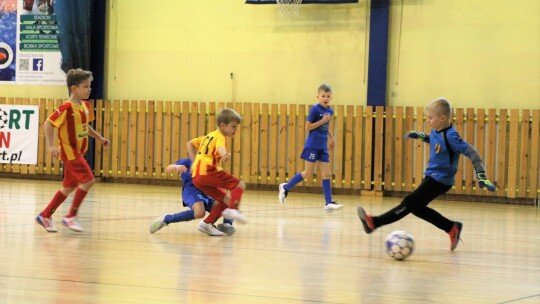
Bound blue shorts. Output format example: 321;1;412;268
300;148;330;163
182;185;215;213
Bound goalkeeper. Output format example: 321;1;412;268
357;98;495;251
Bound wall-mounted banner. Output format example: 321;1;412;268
0;0;65;85
0;105;40;165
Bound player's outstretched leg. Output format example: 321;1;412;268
149;214;168;233
357;206;375;234
149;209;198;233
449;221;463;251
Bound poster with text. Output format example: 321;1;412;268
0;0;65;85
0;105;40;165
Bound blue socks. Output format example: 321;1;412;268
164;210;234;225
285;174;333;205
285;173;304;191
322;179;332;205
164;209;195;224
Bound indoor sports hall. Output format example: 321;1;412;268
1;1;539;303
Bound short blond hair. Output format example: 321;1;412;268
318;83;332;94
425;98;452;118
217;108;242;126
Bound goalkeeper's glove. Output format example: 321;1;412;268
477;172;496;192
405;131;428;141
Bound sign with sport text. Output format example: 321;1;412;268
0;105;40;164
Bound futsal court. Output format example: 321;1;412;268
1;178;539;303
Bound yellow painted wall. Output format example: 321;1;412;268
1;84;66;100
105;0;369;106
2;0;538;110
387;0;540;109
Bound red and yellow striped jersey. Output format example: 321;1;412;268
190;129;226;176
48;100;94;161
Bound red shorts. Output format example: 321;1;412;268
62;156;94;188
192;170;240;202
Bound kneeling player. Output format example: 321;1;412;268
149;158;235;236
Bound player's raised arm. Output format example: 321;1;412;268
404;131;430;143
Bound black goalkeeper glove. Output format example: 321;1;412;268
405;131;428;141
477;172;496;192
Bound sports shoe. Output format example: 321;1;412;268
357;206;375;234
449;221;463;251
216;223;236;236
278;183;288;205
62;216;83;232
197;221;225;236
324;201;344;213
149;214;168;233
35;213;57;232
222;208;248;224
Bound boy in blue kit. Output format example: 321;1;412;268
357;98;496;251
278;83;343;212
149;158;235;236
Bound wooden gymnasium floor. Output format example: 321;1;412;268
0;178;539;304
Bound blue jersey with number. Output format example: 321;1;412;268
304;104;333;149
425;125;471;185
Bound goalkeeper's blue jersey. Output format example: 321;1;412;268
425;125;471;185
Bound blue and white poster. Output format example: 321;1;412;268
0;0;64;85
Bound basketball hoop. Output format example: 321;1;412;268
276;0;302;16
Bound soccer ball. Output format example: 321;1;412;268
385;231;415;261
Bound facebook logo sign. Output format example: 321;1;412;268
32;58;44;71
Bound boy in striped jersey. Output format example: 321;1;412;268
36;69;109;232
186;108;247;236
